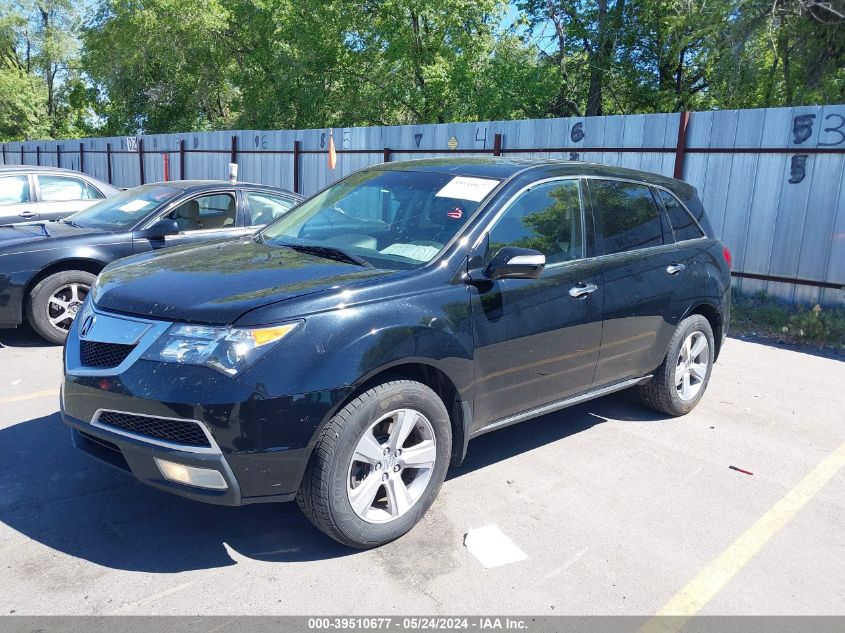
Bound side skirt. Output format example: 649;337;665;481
469;375;652;439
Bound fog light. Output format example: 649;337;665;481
154;458;228;490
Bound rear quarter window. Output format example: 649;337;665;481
659;190;705;242
591;180;664;254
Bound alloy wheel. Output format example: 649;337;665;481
347;408;437;524
675;331;709;401
46;283;89;334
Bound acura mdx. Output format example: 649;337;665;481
61;159;731;548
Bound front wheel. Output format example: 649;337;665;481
26;270;96;345
297;380;452;548
638;314;715;416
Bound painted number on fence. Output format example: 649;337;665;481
819;113;845;147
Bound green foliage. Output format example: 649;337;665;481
0;66;50;141
0;0;96;140
731;289;845;347
83;0;239;134
0;0;843;140
788;304;845;343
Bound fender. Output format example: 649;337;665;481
0;256;110;326
236;288;476;489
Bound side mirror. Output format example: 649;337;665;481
135;218;179;239
485;247;545;280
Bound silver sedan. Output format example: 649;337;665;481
0;166;120;224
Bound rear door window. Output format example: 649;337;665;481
85;181;106;199
659;190;704;242
37;175;91;201
246;192;296;226
0;176;31;205
590;180;664;254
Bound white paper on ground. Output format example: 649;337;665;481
435;176;499;202
464;525;528;568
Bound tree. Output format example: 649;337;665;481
0;1;95;140
83;0;240;134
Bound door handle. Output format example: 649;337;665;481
18;211;35;218
666;263;686;275
569;283;598;298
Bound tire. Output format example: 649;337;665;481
26;270;96;345
638;314;715;416
297;379;452;548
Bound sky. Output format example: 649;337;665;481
503;2;558;55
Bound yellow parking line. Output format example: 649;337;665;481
0;389;58;404
643;440;845;632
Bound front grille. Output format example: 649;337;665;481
97;411;211;448
80;341;135;368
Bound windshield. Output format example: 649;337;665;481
261;170;499;270
64;185;181;230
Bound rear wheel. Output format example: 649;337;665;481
297;379;451;548
26;270;96;345
638;314;715;416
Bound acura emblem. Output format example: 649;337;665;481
79;314;95;338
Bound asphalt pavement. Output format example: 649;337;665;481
1;327;843;615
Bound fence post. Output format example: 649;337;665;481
20;146;24;164
493;133;502;156
179;139;186;179
36;146;41;166
230;135;238;165
106;142;113;184
293;140;301;194
56;145;61;168
79;142;85;173
1;145;5;165
163;153;170;182
383;147;391;163
673;111;690;180
138;138;145;185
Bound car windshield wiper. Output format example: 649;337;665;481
283;243;373;268
1;223;50;237
59;218;84;229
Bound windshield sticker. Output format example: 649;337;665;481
118;199;152;212
435;177;499;202
380;243;441;262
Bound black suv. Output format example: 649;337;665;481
61;159;731;548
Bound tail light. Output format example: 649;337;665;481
722;245;733;269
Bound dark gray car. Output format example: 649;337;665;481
0;180;302;343
0;166;120;224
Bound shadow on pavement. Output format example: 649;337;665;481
0;390;668;572
0;412;352;572
449;388;670;479
0;325;54;349
728;333;844;362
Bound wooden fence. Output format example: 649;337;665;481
2;105;844;305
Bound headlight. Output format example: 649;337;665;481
87;277;100;303
141;321;301;375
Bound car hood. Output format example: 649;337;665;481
0;222;104;253
95;238;398;325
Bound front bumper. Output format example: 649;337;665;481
62;305;350;505
64;411;252;506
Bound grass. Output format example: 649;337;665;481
730;289;845;350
